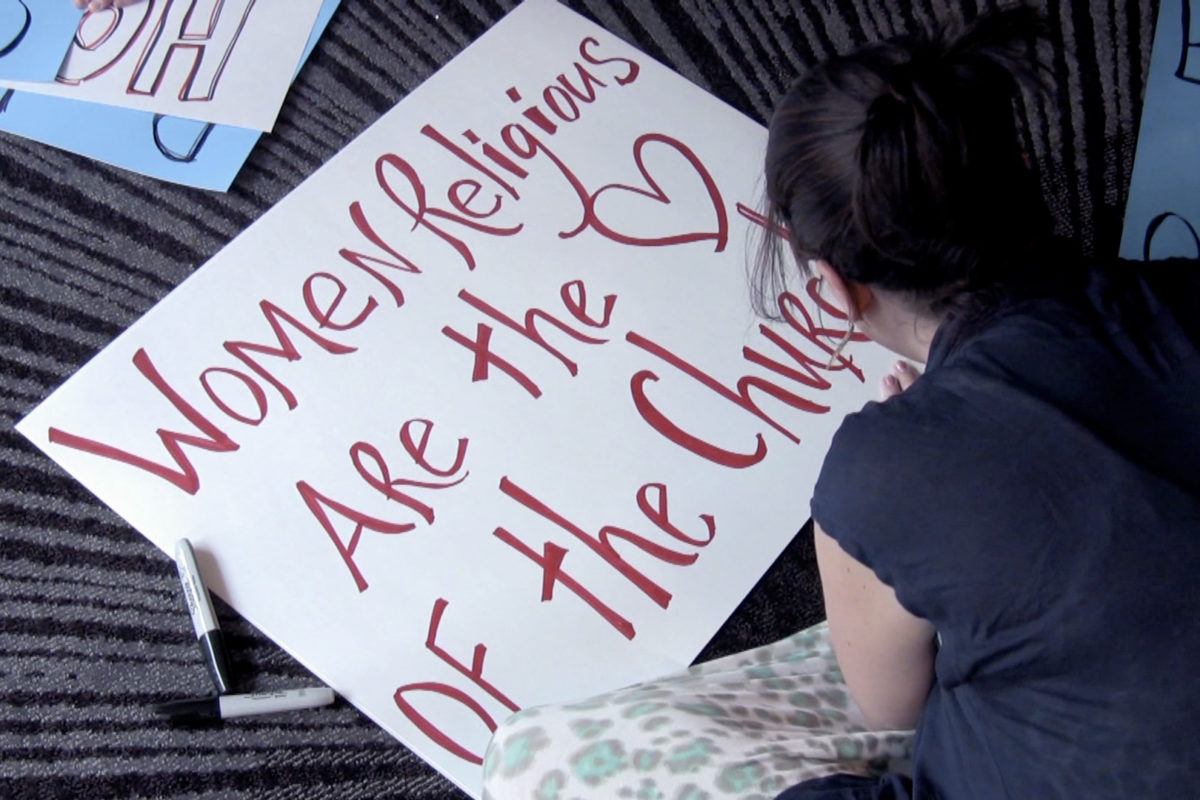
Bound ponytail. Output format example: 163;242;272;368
756;5;1055;317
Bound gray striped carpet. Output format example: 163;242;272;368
0;1;1155;797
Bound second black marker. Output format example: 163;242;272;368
174;538;234;694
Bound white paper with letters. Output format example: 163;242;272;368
0;0;323;131
18;1;894;795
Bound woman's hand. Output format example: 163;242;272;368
880;359;920;400
74;0;142;11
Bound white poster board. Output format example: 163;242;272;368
17;1;894;795
0;0;323;131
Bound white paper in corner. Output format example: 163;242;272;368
0;0;324;131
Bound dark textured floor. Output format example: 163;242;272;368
0;1;1154;797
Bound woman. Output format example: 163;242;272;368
765;2;1200;796
484;8;1200;799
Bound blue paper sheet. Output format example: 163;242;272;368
1119;0;1200;259
0;0;339;192
0;1;80;82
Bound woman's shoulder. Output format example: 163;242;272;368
811;377;982;530
819;255;1200;462
815;255;1200;531
1083;257;1200;331
927;257;1200;377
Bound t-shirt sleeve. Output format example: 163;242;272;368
810;368;1042;629
810;396;944;622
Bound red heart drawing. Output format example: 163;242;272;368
561;132;729;251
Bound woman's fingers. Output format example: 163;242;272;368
880;360;920;400
80;0;141;10
893;360;919;391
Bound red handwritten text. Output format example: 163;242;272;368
442;279;616;398
297;418;469;592
493;476;716;640
393;598;520;765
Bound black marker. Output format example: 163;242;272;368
154;687;336;725
174;538;234;694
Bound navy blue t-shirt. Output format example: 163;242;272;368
810;261;1200;799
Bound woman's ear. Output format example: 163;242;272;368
811;259;872;321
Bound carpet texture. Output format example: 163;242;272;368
0;1;1154;797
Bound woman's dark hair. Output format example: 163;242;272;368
755;5;1054;317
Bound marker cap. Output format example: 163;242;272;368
198;629;234;695
153;695;223;727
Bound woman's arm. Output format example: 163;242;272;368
814;521;936;730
